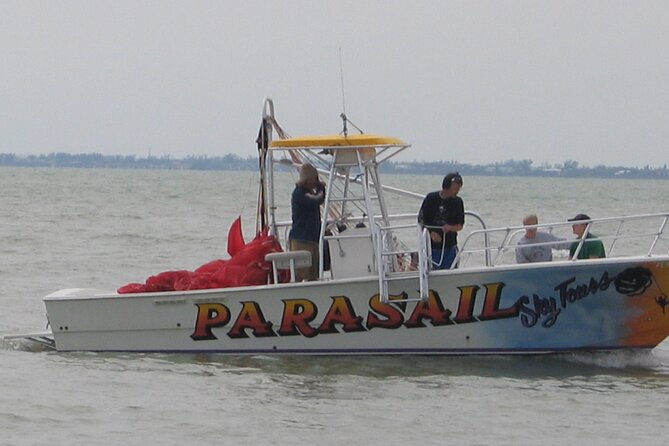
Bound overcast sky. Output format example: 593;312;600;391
1;0;668;167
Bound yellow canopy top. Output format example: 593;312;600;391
270;134;406;149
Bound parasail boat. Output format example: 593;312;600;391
9;98;669;354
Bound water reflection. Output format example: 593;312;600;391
114;350;669;381
6;334;669;384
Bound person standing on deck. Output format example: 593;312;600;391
568;213;606;260
418;172;465;270
289;163;326;281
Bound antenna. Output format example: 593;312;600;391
339;48;346;118
339;48;348;137
338;49;363;136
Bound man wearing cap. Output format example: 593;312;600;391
568;213;606;260
418;172;465;269
289;164;326;281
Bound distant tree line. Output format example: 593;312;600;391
382;159;669;179
0;152;256;170
1;152;668;179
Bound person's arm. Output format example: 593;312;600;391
295;185;325;207
547;233;570;250
419;194;443;243
516;245;529;263
417;195;429;226
442;197;465;233
310;182;326;204
315;180;326;194
443;223;463;232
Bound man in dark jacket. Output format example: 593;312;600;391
289;163;325;280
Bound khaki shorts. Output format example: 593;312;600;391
288;239;320;281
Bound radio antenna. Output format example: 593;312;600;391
338;49;363;136
339;48;349;137
339;48;346;117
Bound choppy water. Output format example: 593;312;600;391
1;167;669;445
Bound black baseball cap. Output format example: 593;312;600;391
568;213;591;222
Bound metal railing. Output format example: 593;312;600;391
454;212;669;268
274;211;669;282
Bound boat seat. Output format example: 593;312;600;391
265;251;312;283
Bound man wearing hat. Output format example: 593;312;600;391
289;163;326;281
568;213;606;260
418;172;465;269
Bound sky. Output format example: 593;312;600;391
1;0;668;168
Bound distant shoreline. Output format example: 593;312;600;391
1;152;667;180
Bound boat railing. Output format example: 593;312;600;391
273;210;491;278
273;211;669;277
372;211;489;301
454;212;669;268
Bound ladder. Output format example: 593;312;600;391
376;223;431;303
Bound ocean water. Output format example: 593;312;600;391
1;167;669;446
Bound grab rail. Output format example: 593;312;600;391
275;211;669;276
455;212;669;268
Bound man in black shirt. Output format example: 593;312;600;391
417;172;465;269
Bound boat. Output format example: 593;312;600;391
9;98;669;354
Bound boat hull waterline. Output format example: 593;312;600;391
44;257;669;354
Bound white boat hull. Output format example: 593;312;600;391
44;257;669;354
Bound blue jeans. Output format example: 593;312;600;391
431;246;458;270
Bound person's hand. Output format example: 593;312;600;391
430;231;442;243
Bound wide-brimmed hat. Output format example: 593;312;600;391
568;213;591;222
299;164;318;182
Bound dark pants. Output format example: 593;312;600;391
431;246;458;270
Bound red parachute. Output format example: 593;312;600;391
117;217;288;294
